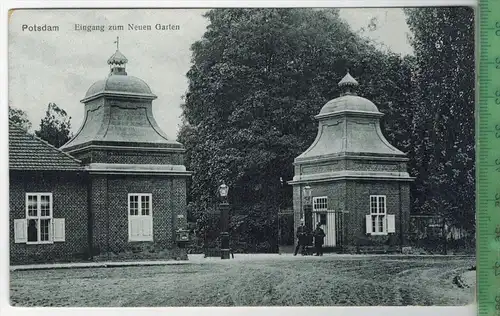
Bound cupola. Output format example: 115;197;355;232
296;72;405;162
60;38;182;156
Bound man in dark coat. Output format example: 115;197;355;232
313;223;326;256
294;220;310;256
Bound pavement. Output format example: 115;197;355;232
9;254;297;270
10;253;476;271
10;259;192;271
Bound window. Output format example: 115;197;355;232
313;197;328;212
13;193;65;244
313;197;328;226
128;193;153;242
365;195;396;236
26;193;52;244
370;195;386;234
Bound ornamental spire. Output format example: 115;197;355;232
338;70;359;96
107;37;128;76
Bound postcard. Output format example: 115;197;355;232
8;7;475;307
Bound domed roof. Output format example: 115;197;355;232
292;71;408;169
84;75;156;99
63;41;182;152
82;44;156;102
320;95;379;114
319;72;381;116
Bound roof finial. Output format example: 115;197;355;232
338;71;359;96
107;38;128;76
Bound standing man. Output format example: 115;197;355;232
313;223;326;256
294;219;310;256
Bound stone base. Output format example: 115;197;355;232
92;247;187;262
343;245;402;254
9;251;92;265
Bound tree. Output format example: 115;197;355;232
179;8;416;251
404;7;475;231
35;103;73;148
9;106;32;131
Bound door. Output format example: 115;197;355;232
313;211;336;247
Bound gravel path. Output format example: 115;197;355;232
9;255;475;307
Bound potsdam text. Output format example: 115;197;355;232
22;24;60;32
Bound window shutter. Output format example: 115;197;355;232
129;217;141;241
141;217;153;241
53;218;65;242
14;219;27;243
365;215;372;235
387;215;396;233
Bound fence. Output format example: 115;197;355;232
408;215;475;254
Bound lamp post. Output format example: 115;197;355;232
218;182;230;260
278;177;283;249
303;185;314;250
303;185;312;224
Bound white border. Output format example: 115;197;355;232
0;0;479;8
1;1;477;316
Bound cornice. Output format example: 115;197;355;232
294;153;409;165
81;91;157;103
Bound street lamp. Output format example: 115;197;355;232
303;185;312;200
302;185;313;247
219;181;230;259
302;185;312;222
219;182;229;202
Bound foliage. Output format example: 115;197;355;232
179;8;418;251
35;103;73;148
9;106;32;131
179;8;475;251
404;7;475;231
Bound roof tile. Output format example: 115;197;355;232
9;121;84;171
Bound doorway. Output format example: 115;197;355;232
313;211;336;247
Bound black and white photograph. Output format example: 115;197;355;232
7;6;475;307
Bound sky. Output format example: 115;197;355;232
8;8;412;141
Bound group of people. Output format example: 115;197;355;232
294;221;326;256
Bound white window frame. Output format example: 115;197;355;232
370;195;387;235
312;196;328;212
313;196;328;226
128;193;153;242
25;193;53;244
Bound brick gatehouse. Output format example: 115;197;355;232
289;72;414;253
9;47;191;264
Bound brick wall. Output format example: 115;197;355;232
347;181;402;246
90;175;107;255
9;171;89;264
292;152;411;253
292;185;301;246
298;159;408;175
400;182;411;245
90;174;187;259
88;149;184;165
292;179;410;252
293;182;347;246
